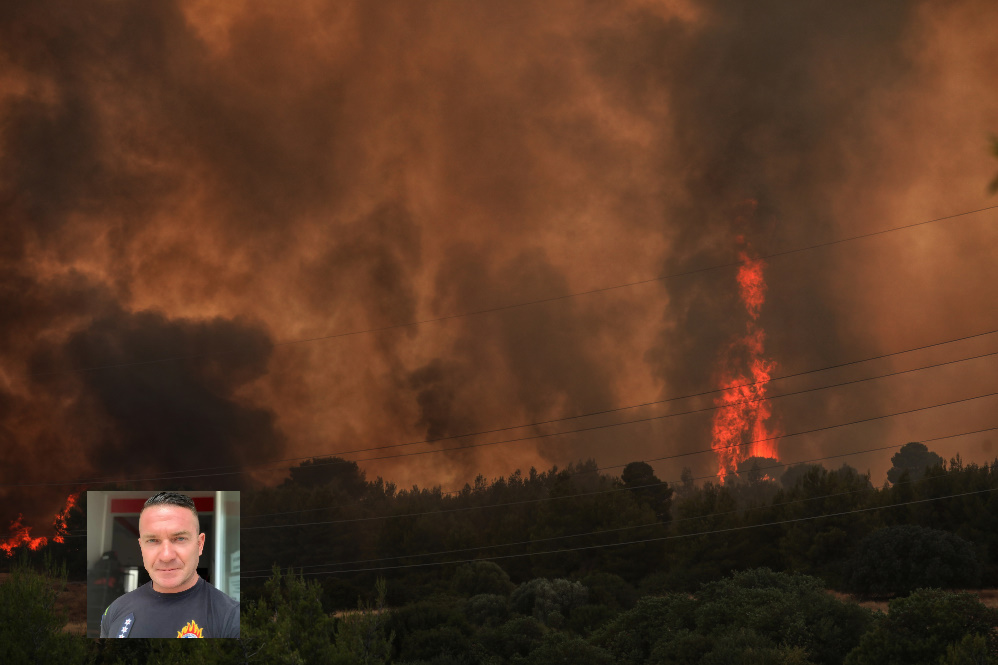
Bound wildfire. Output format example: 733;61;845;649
0;492;79;556
0;514;48;555
711;201;782;482
52;492;79;544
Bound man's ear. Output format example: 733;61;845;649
198;532;206;555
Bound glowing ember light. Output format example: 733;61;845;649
711;201;782;483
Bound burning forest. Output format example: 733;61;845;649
2;3;998;661
0;0;996;589
710;200;782;482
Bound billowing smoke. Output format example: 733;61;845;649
2;0;997;533
31;307;282;479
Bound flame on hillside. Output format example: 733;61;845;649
711;201;782;483
1;493;79;555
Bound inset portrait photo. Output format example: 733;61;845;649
86;490;240;638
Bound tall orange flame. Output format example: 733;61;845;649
52;492;79;544
711;202;781;482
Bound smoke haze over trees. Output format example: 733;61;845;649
1;0;997;588
5;442;998;662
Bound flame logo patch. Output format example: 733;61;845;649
177;619;204;638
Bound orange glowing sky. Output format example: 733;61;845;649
2;0;997;533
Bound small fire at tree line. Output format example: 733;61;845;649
711;201;782;483
0;493;78;556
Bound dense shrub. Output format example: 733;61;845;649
0;557;91;663
566;603;617;634
844;589;998;665
846;525;981;597
241;566;339;664
463;593;509;626
581;572;637;610
590;594;697;663
694;569;873;665
593;569;870;665
477;616;547;661
451;561;514;597
510;578;588;627
525;633;615;665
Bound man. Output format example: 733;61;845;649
100;491;239;638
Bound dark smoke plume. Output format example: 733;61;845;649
2;0;997;531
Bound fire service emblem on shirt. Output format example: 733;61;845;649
177;619;204;638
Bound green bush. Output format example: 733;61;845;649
566;603;617;634
581;572;637;610
478;616;547;661
938;634;993;665
525;633;614;665
651;627;816;665
846;525;982;598
844;589;998;665
398;624;474;664
590;594;696;663
241;566;338;664
592;570;870;665
451;561;514;597
463;593;509;626
694;569;872;665
510;578;588;627
0;556;91;663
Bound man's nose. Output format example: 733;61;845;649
159;540;175;560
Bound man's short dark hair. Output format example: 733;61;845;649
141;491;200;532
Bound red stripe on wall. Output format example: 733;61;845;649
110;497;214;514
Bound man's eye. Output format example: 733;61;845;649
146;539;159;544
176;537;186;542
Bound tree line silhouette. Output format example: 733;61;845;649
3;441;998;663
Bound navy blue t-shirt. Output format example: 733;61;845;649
100;576;239;638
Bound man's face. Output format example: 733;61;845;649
138;504;205;593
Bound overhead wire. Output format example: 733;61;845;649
46;425;997;546
238;421;994;530
237;424;997;574
240;389;998;531
235;344;998;519
6;207;996;554
29;203;998;381
240;482;998;578
6;328;997;490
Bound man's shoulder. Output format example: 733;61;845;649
104;583;150;618
200;580;240;637
202;580;239;609
109;583;151;607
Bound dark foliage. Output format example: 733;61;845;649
887;442;945;485
846;525;982;597
844;589;998;664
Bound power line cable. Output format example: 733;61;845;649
7;347;996;493
240;340;997;521
240;483;998;578
224;328;998;488
35;426;998;547
31;204;998;379
243;346;997;518
239;419;992;529
243;377;998;493
240;390;998;531
12;325;997;490
239;425;996;574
